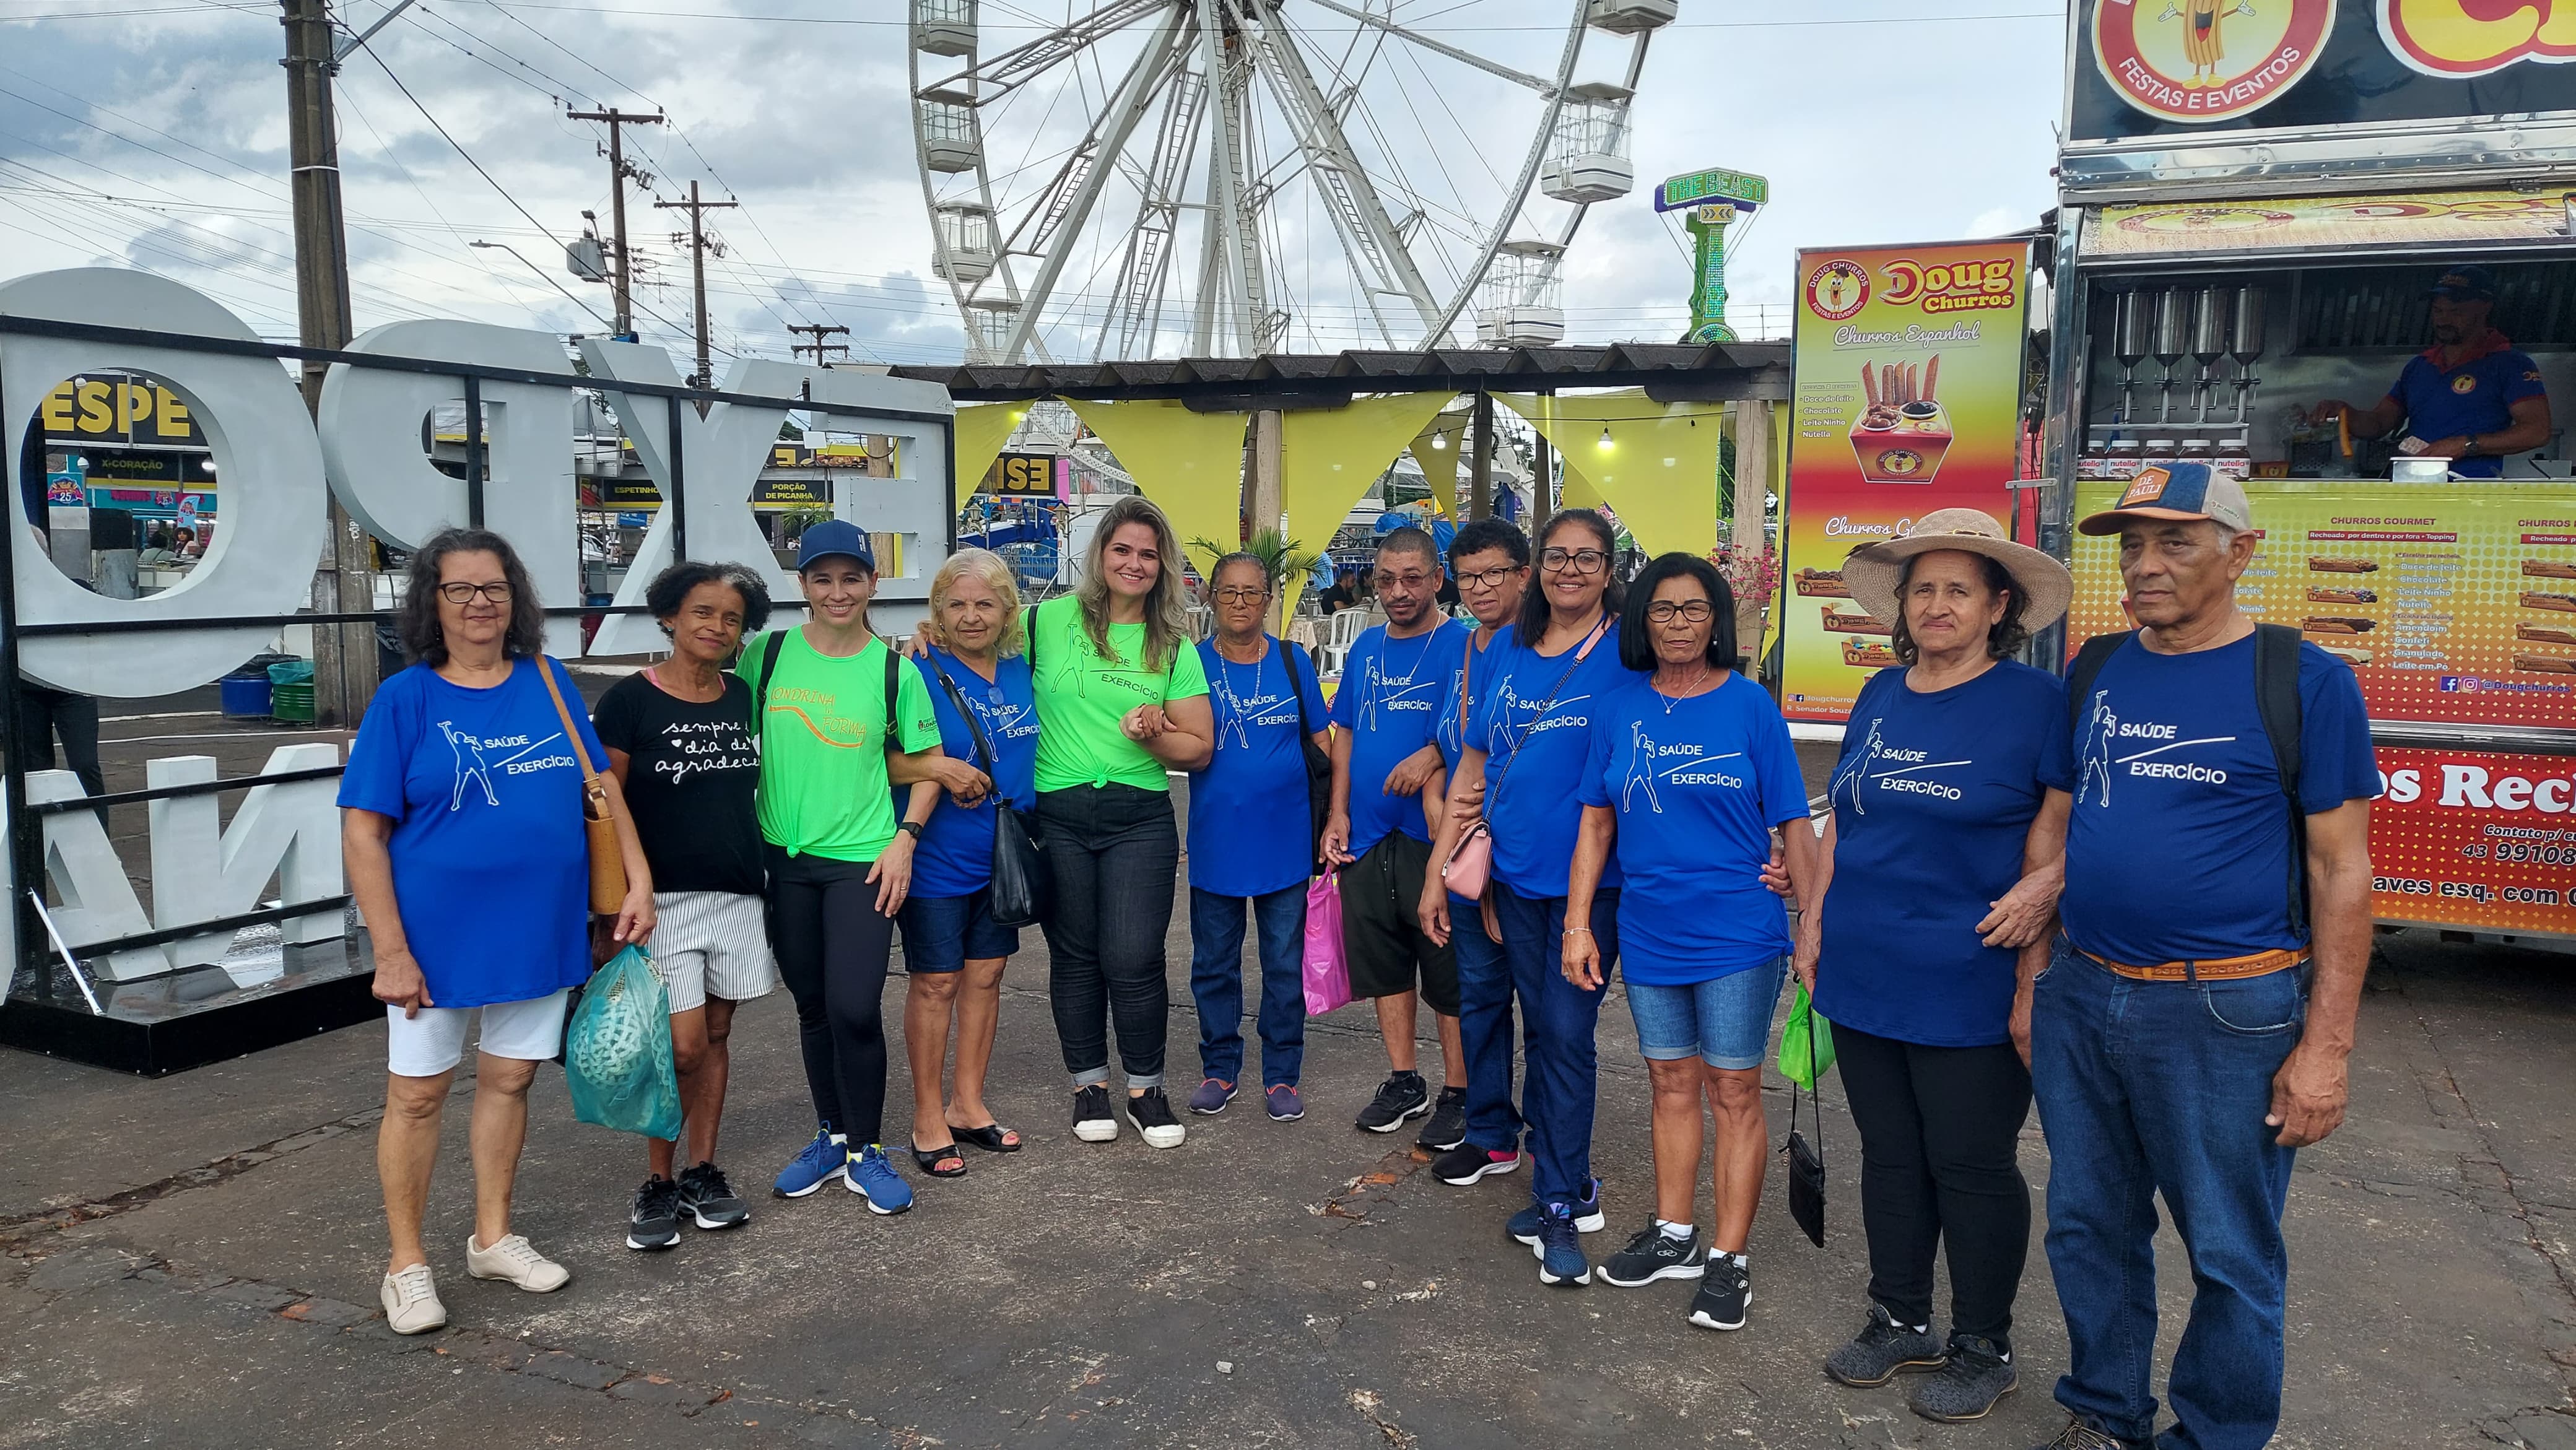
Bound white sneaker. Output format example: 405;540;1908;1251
464;1233;570;1293
380;1262;446;1334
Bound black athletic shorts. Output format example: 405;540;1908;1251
1339;831;1459;1015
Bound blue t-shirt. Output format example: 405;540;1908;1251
2041;634;2378;965
1466;620;1647;898
1188;636;1329;898
1330;619;1469;856
1577;671;1808;985
905;648;1040;900
337;658;606;1009
1816;661;2063;1046
2387;337;2545;479
1435;625;1508;769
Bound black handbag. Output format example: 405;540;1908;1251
1783;1010;1827;1248
928;661;1052;929
1283;640;1333;870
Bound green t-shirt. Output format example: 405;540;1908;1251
738;628;941;862
1029;594;1210;794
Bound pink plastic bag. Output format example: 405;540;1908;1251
1302;872;1351;1016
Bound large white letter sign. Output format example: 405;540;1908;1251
578;342;804;657
0;269;327;695
146;743;346;971
806;366;954;630
318;321;581;656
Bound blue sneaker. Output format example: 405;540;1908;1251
843;1144;913;1216
772;1124;846;1199
1536;1201;1590;1287
1509;1179;1607;1252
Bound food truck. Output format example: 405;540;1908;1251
2038;1;2576;947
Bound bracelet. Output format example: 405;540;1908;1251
1562;926;1593;937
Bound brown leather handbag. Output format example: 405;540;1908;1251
537;656;627;914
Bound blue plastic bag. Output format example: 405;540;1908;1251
562;945;681;1140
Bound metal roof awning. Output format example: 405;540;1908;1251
888;341;1791;409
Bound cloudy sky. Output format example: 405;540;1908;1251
0;0;2066;368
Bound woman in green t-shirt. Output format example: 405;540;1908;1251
742;522;951;1217
1028;497;1214;1149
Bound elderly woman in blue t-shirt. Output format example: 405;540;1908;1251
1562;553;1820;1331
1793;508;2072;1425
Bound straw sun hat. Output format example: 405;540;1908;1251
1841;508;2073;633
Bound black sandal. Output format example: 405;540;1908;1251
952;1122;1022;1154
910;1142;968;1177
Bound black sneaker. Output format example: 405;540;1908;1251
2030;1418;2140;1450
1124;1087;1186;1149
1686;1254;1750;1331
1597;1220;1708;1287
676;1161;749;1231
1432;1141;1522;1186
1824;1302;1948;1386
1354;1072;1430;1132
1073;1083;1119;1143
625;1174;681;1251
1414;1086;1468;1150
1910;1334;2018;1423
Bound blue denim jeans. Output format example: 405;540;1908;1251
1451;892;1525;1154
2030;937;2306;1450
1188;884;1308;1089
1491;882;1618;1206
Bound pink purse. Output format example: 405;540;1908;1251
1439;620;1606;898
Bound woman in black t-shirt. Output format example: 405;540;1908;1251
591;561;775;1253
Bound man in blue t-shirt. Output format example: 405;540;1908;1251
1322;527;1470;1147
2314;263;2552;479
2030;462;2378;1450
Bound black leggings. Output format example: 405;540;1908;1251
1835;1022;2034;1348
1035;784;1178;1088
765;844;899;1145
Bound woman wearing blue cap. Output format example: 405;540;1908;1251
746;521;954;1217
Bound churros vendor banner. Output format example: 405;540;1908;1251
1780;240;2032;723
2065;480;2576;730
2368;746;2576;936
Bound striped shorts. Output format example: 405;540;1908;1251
652;890;774;1013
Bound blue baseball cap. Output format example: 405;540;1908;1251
2427;263;2497;302
793;519;874;571
2077;461;2255;536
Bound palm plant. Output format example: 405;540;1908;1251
1189;525;1321;630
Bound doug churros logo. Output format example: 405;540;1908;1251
2092;0;2332;125
2378;0;2576;78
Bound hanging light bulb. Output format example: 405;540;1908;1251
1431;432;1448;449
1597;425;1614;451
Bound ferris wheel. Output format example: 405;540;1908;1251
907;0;1674;363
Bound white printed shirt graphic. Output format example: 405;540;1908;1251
1216;688;1300;751
2077;690;2237;807
1356;649;1450;734
1829;716;1970;816
1621;721;1744;815
1485;679;1593;767
437;719;570;812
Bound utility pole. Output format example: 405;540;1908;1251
655;179;736;389
788;323;850;366
281;0;376;725
567;106;663;340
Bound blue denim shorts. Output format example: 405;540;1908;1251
897;887;1019;973
1625;956;1789;1070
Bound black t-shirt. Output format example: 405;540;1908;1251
591;671;764;896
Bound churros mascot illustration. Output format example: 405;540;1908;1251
2157;0;2255;89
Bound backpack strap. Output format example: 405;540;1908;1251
2253;622;2309;936
883;646;903;753
2064;630;2136;740
750;630;786;737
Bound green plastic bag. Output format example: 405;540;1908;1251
1777;982;1838;1091
562;945;681;1140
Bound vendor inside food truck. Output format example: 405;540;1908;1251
2312;263;2553;478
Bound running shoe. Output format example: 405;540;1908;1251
1687;1255;1750;1331
1415;1086;1468;1151
773;1124;847;1198
625;1174;681;1251
1433;1142;1522;1186
1824;1303;1947;1387
1354;1072;1429;1132
677;1161;749;1230
1910;1334;2018;1423
1534;1201;1590;1287
843;1144;913;1215
1507;1178;1606;1250
1598;1221;1707;1287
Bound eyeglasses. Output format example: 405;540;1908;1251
1214;587;1268;604
1455;563;1525;591
1370;571;1434;591
437;581;513;604
1646;599;1713;624
1539;547;1609;575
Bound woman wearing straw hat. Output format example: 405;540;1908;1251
1795;508;2074;1426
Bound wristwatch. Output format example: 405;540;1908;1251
897;820;926;841
2465;434;2482;456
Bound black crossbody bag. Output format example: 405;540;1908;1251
926;658;1051;928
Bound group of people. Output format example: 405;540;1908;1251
345;459;2371;1450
